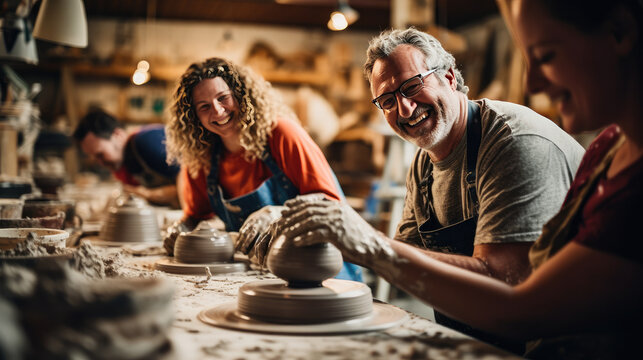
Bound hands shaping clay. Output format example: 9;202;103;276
235;205;285;265
274;195;402;271
162;219;196;256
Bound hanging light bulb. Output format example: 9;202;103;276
328;11;348;31
132;0;155;85
132;60;150;85
137;60;150;72
327;0;359;31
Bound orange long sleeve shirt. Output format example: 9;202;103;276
181;117;341;220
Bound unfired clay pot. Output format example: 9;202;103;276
267;235;343;287
100;195;160;243
21;195;77;229
0;211;65;229
174;228;234;264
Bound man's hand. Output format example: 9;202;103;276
275;195;399;268
235;206;285;255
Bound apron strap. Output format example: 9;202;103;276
417;100;482;249
206;141;223;196
465;100;482;215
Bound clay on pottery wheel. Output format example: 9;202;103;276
174;228;234;264
267;235;343;287
232;235;373;326
100;195;160;243
237;279;373;324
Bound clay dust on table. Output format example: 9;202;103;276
0;241;174;359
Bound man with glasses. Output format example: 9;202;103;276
268;27;585;352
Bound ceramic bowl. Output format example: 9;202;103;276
0;211;66;229
100;195;160;243
0;198;23;219
0;227;69;251
21;194;77;229
267;235;343;287
174;228;234;264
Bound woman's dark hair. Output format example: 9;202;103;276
538;0;642;33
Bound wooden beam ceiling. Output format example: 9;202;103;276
82;0;498;31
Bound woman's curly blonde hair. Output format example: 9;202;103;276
166;57;294;178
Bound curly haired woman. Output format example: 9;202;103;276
163;57;361;282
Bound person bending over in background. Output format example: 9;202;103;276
162;57;361;282
73;108;181;208
267;1;643;358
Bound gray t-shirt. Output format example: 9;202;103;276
395;99;585;248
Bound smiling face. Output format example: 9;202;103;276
511;0;624;134
370;44;461;152
80;130;126;171
192;77;242;151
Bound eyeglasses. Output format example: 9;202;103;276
371;69;437;111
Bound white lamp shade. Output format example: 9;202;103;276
0;18;38;64
33;0;88;48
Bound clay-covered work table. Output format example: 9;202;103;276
100;247;522;359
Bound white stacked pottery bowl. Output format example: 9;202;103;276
174;228;234;264
0;228;69;251
100;195;160;243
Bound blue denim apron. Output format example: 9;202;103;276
417;101;524;354
206;146;362;282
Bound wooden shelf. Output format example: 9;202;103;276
68;63;328;86
260;69;328;86
70;63;185;82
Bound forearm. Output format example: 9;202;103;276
179;214;201;230
375;240;524;338
146;185;179;208
417;248;492;277
415;243;532;285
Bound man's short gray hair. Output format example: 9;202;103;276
364;28;469;94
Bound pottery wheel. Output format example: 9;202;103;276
198;300;407;335
154;257;247;275
198;278;408;334
238;279;373;324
